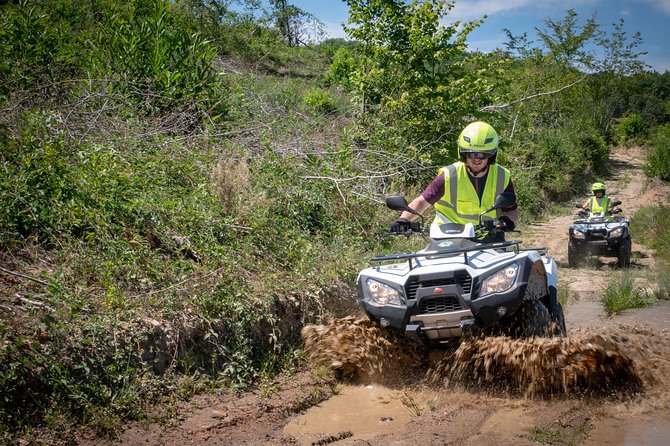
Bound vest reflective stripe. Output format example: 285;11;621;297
434;162;510;225
588;196;611;212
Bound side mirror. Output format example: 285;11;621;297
385;196;420;215
612;208;622;214
482;192;516;214
611;200;622;207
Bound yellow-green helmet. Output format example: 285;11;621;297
591;182;606;194
458;121;499;162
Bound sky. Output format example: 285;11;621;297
288;0;670;73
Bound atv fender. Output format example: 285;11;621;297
523;258;549;302
468;253;551;328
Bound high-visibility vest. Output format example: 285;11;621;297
434;161;511;225
588;195;611;213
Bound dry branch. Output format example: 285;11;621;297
478;76;586;112
0;266;50;286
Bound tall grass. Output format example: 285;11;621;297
631;205;670;262
601;272;656;315
644;124;670;181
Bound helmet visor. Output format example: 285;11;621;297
464;152;491;160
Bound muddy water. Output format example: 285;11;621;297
295;318;670;444
283;384;414;445
584;411;670;445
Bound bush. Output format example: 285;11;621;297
601;272;655;315
326;46;357;90
303;88;335;114
644;124;670;180
630;205;670;262
615;113;645;143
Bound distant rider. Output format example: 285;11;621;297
389;121;518;241
581;182;613;214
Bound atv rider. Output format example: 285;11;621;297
390;121;518;241
580;182;614;215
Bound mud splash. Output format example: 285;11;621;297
301;316;427;384
302;318;670;399
433;333;644;396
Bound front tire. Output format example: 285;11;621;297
617;237;632;268
550;301;567;336
568;242;581;268
506;300;552;338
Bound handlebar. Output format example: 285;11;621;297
386;219;518;237
576;208;623;218
385;220;426;237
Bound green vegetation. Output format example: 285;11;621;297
525;418;591;446
644;124;670;180
0;0;668;440
630;204;670;301
526;426;564;444
631;205;670;262
557;285;573;307
601;272;656;315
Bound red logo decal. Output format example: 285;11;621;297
433;287;444;294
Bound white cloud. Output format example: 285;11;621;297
447;0;534;21
446;0;602;21
643;0;670;14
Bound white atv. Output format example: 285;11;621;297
357;193;566;348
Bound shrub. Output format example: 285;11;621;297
615;113;645;143
601;272;655;315
631;205;670;262
303;88;335;114
644;124;670;180
326;46;356;90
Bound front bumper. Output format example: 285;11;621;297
358;256;540;342
570;234;627;254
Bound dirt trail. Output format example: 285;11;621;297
95;147;670;446
524;147;666;302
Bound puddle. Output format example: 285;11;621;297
584;411;670;446
464;405;535;446
283;384;414;445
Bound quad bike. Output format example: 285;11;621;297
356;193;567;348
568;200;631;268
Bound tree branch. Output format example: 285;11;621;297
478;76;586;112
0;266;50;286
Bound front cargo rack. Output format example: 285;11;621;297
370;240;523;270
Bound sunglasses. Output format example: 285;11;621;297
465;152;490;160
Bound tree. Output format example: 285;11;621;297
269;0;323;46
535;9;600;71
588;18;648;136
595;18;647;76
343;0;494;166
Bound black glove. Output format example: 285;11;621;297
498;215;515;231
389;218;410;234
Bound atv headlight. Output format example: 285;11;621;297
365;279;402;306
609;227;624;238
572;229;586;240
481;263;519;297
